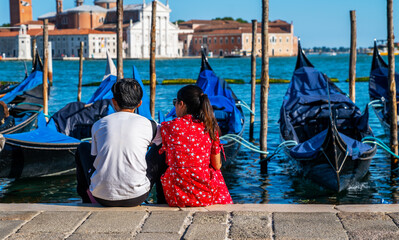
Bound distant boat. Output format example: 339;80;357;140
279;41;377;192
369;41;399;133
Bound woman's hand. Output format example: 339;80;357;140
211;153;222;170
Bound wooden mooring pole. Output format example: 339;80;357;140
42;19;49;117
150;0;157;119
349;10;356;103
117;0;124;80
387;0;398;169
260;0;269;172
250;19;257;142
78;41;84;102
31;38;36;70
48;41;53;86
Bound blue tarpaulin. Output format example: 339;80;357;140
0;70;43;104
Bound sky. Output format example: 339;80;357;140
0;0;398;48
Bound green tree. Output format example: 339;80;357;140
235;18;248;23
1;23;11;27
174;19;185;25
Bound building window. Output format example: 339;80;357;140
238;37;240;43
21;40;24;43
214;37;217;44
258;37;260;43
220;38;222;44
246;37;249;43
202;37;207;44
84;49;87;54
195;39;197;44
113;49;115;53
225;37;228;44
286;37;289;42
231;37;234;44
93;49;95;53
78;37;80;41
199;39;202;44
279;37;282;43
209;38;211;44
72;37;74;41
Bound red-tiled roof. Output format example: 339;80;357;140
180;19;292;34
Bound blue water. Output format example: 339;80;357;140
1;54;399;204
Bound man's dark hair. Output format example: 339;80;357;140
111;78;143;109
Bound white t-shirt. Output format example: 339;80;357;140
89;111;161;201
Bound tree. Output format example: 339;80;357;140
235;18;248;23
1;23;11;27
174;19;185;25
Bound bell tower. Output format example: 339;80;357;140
9;0;33;26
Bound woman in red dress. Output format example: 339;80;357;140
160;85;233;207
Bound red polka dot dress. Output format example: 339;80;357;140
160;114;233;207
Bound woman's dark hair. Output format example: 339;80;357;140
177;85;219;140
111;78;143;109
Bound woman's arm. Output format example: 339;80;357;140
211;153;222;170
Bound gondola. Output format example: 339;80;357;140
279;41;377;192
162;50;245;166
0;54;45;134
369;41;399;133
0;52;151;178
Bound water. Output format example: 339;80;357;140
1;54;399;204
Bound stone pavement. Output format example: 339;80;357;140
2;204;399;239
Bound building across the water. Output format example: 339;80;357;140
179;19;298;57
1;0;182;59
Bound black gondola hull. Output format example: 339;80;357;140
0;140;79;178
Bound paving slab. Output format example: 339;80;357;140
183;223;228;240
0;220;26;240
141;211;191;234
229;211;271;240
18;211;90;234
0;211;39;221
336;204;399;213
205;204;337;213
6;233;66;240
191;211;229;224
273;212;346;240
339;212;399;239
135;232;182;240
75;211;147;234
388;212;399;226
67;233;134;240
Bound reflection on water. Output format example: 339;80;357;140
2;55;399;204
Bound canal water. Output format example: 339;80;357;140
1;54;399;204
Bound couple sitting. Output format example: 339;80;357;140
75;78;233;207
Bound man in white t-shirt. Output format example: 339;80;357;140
75;78;165;207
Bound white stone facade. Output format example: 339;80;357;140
126;1;182;58
0;25;31;59
34;32;117;59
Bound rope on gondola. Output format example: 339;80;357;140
236;100;255;115
16;102;43;108
262;140;298;161
362;136;399;171
220;134;268;154
368;99;384;108
220;133;298;159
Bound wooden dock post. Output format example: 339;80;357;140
42;19;49;117
31;38;36;70
78;41;84;102
388;0;398;168
48;41;53;86
150;0;157;119
349;10;357;103
260;0;269;172
250;19;257;142
117;0;124;80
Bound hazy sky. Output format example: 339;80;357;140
0;0;398;48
